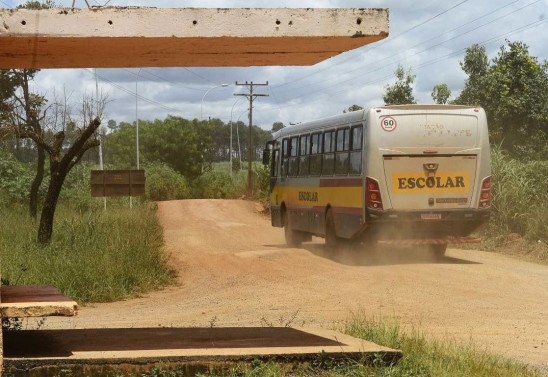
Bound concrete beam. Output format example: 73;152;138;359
0;286;77;318
0;7;389;68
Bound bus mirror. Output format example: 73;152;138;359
263;141;274;165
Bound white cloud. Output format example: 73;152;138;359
6;0;547;128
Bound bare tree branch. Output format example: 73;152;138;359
69;139;100;170
12;126;55;155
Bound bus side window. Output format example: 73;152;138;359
335;128;350;175
271;149;279;177
282;138;289;177
309;132;322;176
299;134;310;176
322;130;335;176
349;125;363;175
288;136;299;177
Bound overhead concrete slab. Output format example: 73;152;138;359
4;327;401;374
0;7;389;68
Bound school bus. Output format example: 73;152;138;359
263;105;492;255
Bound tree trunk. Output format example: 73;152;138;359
37;168;68;244
29;144;45;218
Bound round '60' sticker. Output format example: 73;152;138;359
381;116;397;132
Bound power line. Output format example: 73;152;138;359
273;0;544;102
124;68;227;93
272;0;471;89
122;68;204;92
182;68;216;85
87;69;183;115
141;67;218;86
279;18;547;111
273;0;541;97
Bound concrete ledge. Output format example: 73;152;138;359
0;8;389;68
4;327;401;375
0;285;78;318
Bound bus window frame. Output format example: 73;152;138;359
271;148;280;178
281;138;289;177
289;136;299;177
309;132;322;176
335;127;350;176
322;129;336;176
299;134;310;177
349;124;363;175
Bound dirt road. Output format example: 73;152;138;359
48;199;547;367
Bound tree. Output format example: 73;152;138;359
383;65;417;105
343;104;363;113
6;95;105;243
0;68;48;217
456;41;548;158
0;71;18;124
271;122;285;132
455;44;490;107
107;119;117;131
106;116;211;180
12;70;48;218
0;1;56;217
431;83;451;104
18;0;55;9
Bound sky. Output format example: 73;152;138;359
2;0;547;130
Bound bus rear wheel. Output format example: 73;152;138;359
429;243;447;258
325;209;342;251
283;211;304;247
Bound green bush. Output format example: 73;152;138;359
144;162;192;201
59;162;100;212
253;163;271;204
232;159;242;172
487;147;548;242
0;149;34;205
192;170;247;199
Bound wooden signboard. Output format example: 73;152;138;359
91;170;146;197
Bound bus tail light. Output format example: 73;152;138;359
366;177;383;210
479;176;492;208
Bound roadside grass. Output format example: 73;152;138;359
465;147;548;264
114;316;543;377
0;202;174;303
341;315;543;377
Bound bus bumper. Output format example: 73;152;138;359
365;208;490;239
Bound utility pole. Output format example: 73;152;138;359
234;81;269;197
94;69;107;211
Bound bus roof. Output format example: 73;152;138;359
272;104;483;140
273;110;365;140
378;104;478;111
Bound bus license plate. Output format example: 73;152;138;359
421;213;442;220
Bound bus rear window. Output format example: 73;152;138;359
351;125;363;150
380;114;478;149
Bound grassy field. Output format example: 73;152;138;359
0;202;174;303
110;316;544;377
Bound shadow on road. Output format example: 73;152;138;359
4;327;343;358
264;243;481;267
308;244;481;267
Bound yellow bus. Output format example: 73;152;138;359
263;105;492;256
